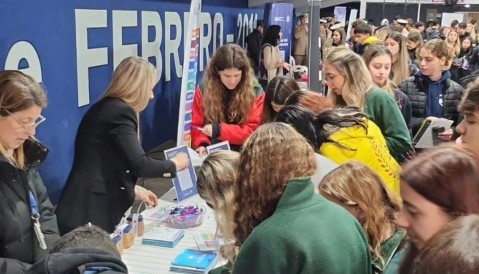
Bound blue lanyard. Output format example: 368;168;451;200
28;191;39;217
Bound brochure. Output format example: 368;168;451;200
164;146;198;202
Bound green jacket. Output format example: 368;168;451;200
373;229;406;274
231;178;372;274
365;88;412;160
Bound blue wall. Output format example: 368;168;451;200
0;0;262;203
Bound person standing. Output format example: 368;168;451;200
293;14;309;66
245;21;263;75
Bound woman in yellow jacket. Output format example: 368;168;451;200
276;104;401;196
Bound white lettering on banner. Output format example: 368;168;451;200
199;13;211;71
113;10;139;69
165;12;183;81
212;13;224;53
141;11;163;83
236;13;257;48
5;41;43;82
75;9;108;107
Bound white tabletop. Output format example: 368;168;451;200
122;187;219;274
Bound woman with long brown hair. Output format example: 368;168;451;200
262;76;300;123
396;145;479;274
192;44;264;154
231;122;371;274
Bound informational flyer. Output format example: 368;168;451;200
206;141;231;154
164;145;198;202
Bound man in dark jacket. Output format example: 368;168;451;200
27;225;128;274
246;21;263;75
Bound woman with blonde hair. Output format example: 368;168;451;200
385;32;411;85
399;39;464;138
323;47;411;161
192;44;264;155
196;151;239;274
57;56;190;234
363;43;412;135
319;162;405;274
0;71;60;272
231;122;371;274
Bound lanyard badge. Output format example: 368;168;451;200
29;191;47;250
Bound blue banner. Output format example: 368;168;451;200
0;0;262;203
263;3;294;63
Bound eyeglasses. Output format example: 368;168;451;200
3;109;46;130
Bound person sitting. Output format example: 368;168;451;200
319;162;406;273
231;122;371;274
27;224;127;274
0;70;60;273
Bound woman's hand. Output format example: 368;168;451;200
198;124;213;137
134;185;158;207
172;152;190;171
282;62;292;71
438;128;453;141
195;146;208;157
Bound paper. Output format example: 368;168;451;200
193;233;220;251
413;118;454;148
164;146;198;202
206;141;231;154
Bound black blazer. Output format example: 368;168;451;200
56;97;177;234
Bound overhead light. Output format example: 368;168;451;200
465;3;470;7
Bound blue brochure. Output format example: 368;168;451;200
206;141;231;154
171;249;218;269
164;145;198;202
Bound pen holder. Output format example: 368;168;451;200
164;204;206;229
122;224;135;249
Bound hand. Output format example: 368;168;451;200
134;185;158;207
172;152;190;171
282;62;291;71
198;124;213;137
196;146;208;157
438;128;453;141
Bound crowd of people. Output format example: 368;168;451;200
1;11;479;274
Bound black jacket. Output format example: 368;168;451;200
246;29;263;65
399;74;464;135
56;97;177;234
0;139;60;273
27;248;128;274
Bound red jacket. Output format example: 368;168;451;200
191;85;265;149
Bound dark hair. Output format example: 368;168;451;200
407;32;423;44
414;21;424;28
283;90;334;115
411;215;479;274
275;105;368;150
459;78;479;114
451;20;459;27
256;20;263;28
51;225;121;258
401;145;479;217
263;25;281;47
262;76;300;123
471;19;477;25
459;22;467;29
354;23;372;35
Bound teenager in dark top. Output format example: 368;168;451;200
245;21;263;75
56;57;190;234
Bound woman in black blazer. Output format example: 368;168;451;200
56;57;189;234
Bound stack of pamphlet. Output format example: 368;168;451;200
170;249;218;274
141;227;184;248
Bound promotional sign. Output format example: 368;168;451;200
263;3;294;63
164;146;198;202
0;0;262;203
334;6;347;24
177;0;202;147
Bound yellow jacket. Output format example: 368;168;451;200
319;120;401;196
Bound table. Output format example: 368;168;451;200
122;187;220;274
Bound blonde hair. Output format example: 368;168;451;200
0;70;47;168
233;122;316;244
102;56;156;113
324;47;372;110
363;42;397;96
376;27;392;41
447;30;461;56
319;161;401;266
386;32;410;86
196;151;240;265
203;44;256;124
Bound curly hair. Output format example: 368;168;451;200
420;39;454;69
324;47;373;110
233;122;316;245
319;161;401;266
203;44;256;124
